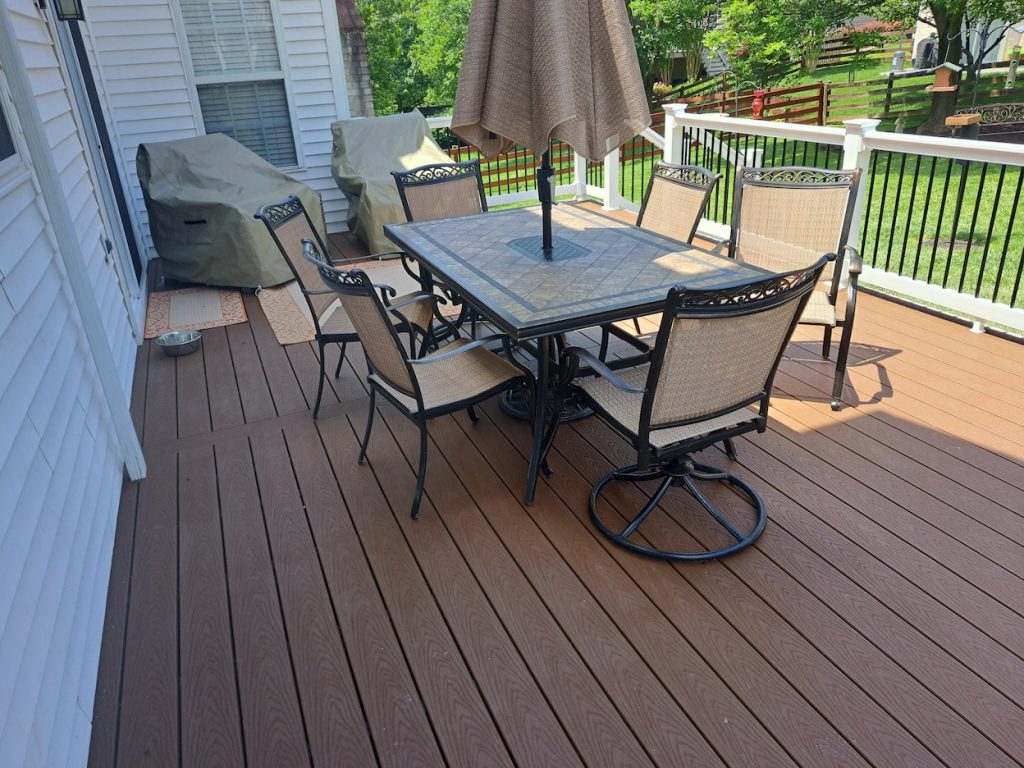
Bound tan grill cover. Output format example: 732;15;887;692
452;0;651;162
330;110;450;253
137;134;322;289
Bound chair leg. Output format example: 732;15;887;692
357;388;376;464
831;324;855;411
411;418;429;519
723;438;738;460
633;317;642;334
588;460;767;562
334;342;347;378
467;405;480;423
313;340;327;419
821;326;832;359
598;326;611;362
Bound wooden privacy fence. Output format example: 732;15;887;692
681;68;1024;130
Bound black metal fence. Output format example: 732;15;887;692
679;127;1024;309
860;151;1024;307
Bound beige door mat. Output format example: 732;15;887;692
144;287;247;339
258;259;459;346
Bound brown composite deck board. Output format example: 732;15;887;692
176;334;213;438
359;411;657;768
422;408;807;767
91;226;1024;768
375;410;726;768
248;428;378;767
201;325;245;432
317;414;517;768
115;454;179;767
225;320;277;424
215;433;312;767
177;444;245;766
344;414;587;768
485;404;942;768
283;418;446;768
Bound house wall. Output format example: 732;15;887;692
84;0;353;261
0;1;140;766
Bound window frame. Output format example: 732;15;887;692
174;0;304;171
0;81;21;180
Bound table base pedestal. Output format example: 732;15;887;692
498;386;592;423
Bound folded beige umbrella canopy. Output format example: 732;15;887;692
453;0;650;162
452;0;650;258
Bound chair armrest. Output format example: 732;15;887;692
409;334;508;364
844;244;863;276
565;346;646;394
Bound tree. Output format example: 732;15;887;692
409;0;472;108
706;0;879;86
629;0;720;87
356;0;428;114
878;0;1024;132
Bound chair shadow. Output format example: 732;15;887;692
779;340;899;408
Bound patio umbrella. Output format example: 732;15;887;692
451;0;650;259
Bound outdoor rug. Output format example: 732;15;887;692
144;286;247;339
258;258;457;346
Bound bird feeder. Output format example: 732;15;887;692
926;62;961;93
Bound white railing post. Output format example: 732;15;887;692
662;103;687;164
602;147;620;210
841;118;880;256
572;151;588;201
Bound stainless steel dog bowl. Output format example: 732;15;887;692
155;330;202;357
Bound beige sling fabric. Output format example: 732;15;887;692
400;175;484;222
639;176;709;244
451;0;650;162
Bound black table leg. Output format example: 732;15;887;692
524;335;549;505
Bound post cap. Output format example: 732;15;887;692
843;118;881;134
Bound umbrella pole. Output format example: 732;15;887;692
538;149;554;260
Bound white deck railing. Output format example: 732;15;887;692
426;107;1024;333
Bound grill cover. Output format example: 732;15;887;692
137;133;322;288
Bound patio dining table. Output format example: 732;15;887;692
384;203;768;504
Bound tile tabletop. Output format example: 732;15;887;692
385;203;766;340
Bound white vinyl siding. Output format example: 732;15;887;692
0;1;139;765
84;0;352;253
181;0;299;167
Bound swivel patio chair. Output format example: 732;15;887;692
729;166;863;410
256;196;437;419
598;162;720;359
302;239;533;519
551;255;832;562
391;160;488;333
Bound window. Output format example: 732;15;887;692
0;102;15;163
180;0;298;167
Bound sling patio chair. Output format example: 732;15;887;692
256;196;438;419
598;162;720;359
546;255;832;562
728;166;863;410
391;159;488;333
302;238;533;519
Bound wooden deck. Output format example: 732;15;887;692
89;223;1024;768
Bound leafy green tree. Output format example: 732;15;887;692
706;0;878;85
877;0;1024;130
409;0;472;108
356;0;428;114
629;0;720;86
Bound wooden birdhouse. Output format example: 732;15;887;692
926;62;962;93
